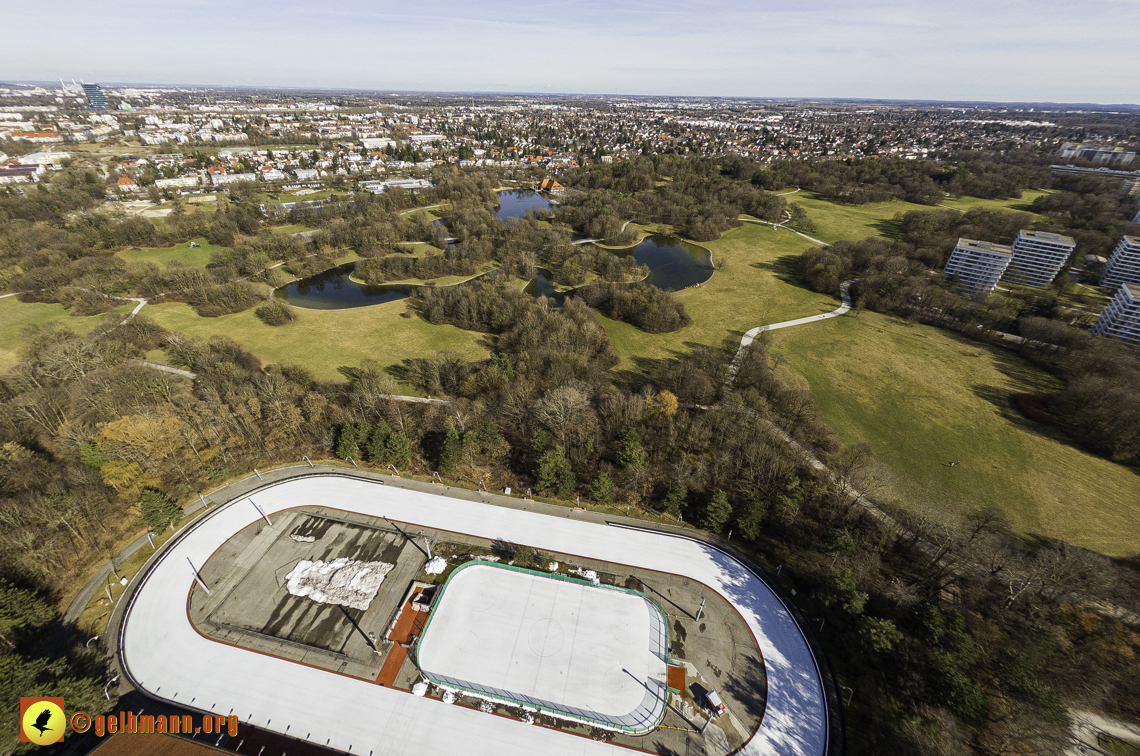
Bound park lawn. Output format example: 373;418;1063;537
118;237;223;268
767;309;1140;557
380;261;501;287
940;189;1051;215
784;191;936;243
0;297;134;372
142;300;489;387
600;222;839;370
269;224;317;235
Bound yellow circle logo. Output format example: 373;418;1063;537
22;700;65;745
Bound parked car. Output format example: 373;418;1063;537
705;689;726;716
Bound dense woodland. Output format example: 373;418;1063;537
2;150;1140;754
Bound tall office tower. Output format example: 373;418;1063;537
82;82;109;110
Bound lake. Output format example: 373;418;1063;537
497;190;552;220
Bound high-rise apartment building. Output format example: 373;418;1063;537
1001;230;1076;288
1100;236;1140;289
944;238;1012;297
82;82;109;110
1090;283;1140;345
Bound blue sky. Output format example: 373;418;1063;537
3;0;1138;103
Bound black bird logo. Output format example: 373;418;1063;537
31;707;53;736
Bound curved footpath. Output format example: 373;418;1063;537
725;280;854;387
114;470;837;756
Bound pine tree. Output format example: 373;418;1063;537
366;420;392;463
617;427;647;470
139;489;182;532
701;490;732;534
663;481;687;518
383;431;412;468
590;471;613;504
535;446;575;496
439;428;461;475
335;425;359;460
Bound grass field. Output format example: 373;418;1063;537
269;224;317;235
142;300;489;386
600;222;838;374
766;309;1140;556
782;192;937;243
0;297;134;372
118;237;223;268
940;189;1052;215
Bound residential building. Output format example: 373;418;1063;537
292;168;319;181
1002;230;1076;288
117;176;139;192
944;238;1012;296
82;82;109;110
1090;283;1140;345
0;164;44;183
261;169;286;181
154;176;200;189
1101;236;1140;289
210;172;257;186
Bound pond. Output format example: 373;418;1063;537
522;270;566;307
275;234;713;311
608;235;713;291
273;264;415;310
497;190;552;220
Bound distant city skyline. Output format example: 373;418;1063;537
2;0;1137;105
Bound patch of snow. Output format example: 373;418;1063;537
480;700;494;713
442;689;456;704
570;567;599;584
424;556;447;575
473;555;500;562
289;534;315;542
284;558;394;610
520;713;534;725
412;682;428;697
547;562;559;572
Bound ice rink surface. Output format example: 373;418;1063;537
120;475;829;756
417;562;668;732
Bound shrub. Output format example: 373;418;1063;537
254;299;295;326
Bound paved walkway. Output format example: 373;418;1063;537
113;470;831;756
1068;708;1140;756
725;280;854;387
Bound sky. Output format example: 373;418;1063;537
3;0;1138;104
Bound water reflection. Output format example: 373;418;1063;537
608;235;713;291
273;264;414;310
497;190;552;220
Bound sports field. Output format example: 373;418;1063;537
767;310;1140;556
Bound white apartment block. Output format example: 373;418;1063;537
944;238;1012;297
1001;230;1076;288
1101;236;1140;289
154;176;200;189
1090;283;1140;345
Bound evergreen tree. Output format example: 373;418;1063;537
0;582;54;651
535;446;575;496
439;428;461;475
139;489;182;532
366;420;392;462
335;425;359;460
590;471;613;504
736;493;767;542
617;427;647;470
663;481;687;518
383;431;412;468
701;490;732;534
